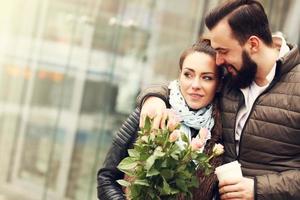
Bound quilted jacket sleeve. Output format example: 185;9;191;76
97;108;140;200
136;84;169;108
256;169;300;200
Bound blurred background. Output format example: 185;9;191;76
0;0;298;199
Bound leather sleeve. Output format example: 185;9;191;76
256;169;300;200
97;108;140;200
136;84;170;108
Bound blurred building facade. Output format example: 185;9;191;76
0;0;298;199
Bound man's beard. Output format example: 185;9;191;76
227;50;257;89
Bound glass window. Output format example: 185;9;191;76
0;0;298;200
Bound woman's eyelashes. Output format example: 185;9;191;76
183;72;215;81
202;75;215;81
183;72;193;78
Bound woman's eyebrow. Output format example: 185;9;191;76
182;67;195;72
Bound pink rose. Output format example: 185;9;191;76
198;128;208;143
167;110;181;131
167;118;180;132
190;137;204;151
169;130;181;142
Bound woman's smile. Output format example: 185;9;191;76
188;93;204;100
179;52;218;109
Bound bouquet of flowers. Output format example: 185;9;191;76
117;116;224;200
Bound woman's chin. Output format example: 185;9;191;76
187;102;204;110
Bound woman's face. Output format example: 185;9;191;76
179;52;218;110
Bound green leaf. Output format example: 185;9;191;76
143;116;152;133
149;133;156;142
161;169;174;180
195;153;209;162
176;178;188;192
161;159;167;168
147;167;160;177
116;179;131;187
155;132;165;145
117;157;137;172
190;176;199;188
204;166;213;175
161;178;171;195
167;158;178;169
170;144;181;160
139;135;149;143
145;147;166;171
134;179;150;186
145;155;157;170
140;152;150;161
128;149;140;158
169;187;180;195
178;170;192;179
153;147;165;157
177;165;186;171
130;185;142;200
181;132;189;143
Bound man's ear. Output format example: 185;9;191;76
246;36;260;54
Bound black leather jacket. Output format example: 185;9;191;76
97;108;140;200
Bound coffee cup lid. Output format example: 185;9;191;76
215;161;241;174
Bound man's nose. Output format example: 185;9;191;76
216;54;225;65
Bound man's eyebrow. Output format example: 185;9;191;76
214;47;228;51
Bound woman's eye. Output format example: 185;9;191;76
184;73;192;78
203;76;213;80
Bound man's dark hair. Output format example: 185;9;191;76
205;0;273;46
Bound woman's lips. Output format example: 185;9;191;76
189;93;204;100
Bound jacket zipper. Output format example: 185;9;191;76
233;95;244;160
236;63;282;160
236;93;264;160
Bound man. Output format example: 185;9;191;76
137;0;300;199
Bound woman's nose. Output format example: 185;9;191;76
191;79;201;89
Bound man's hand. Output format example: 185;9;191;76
139;97;167;129
219;177;254;200
139;96;181;131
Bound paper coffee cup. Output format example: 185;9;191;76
215;161;243;182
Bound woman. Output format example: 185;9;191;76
97;40;223;200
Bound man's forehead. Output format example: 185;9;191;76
209;33;241;51
208;20;237;48
210;40;227;50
